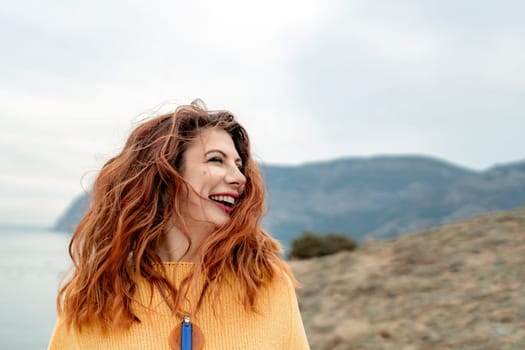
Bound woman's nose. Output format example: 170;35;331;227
225;164;246;187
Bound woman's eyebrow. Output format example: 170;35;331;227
204;149;226;157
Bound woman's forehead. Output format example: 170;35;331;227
188;128;240;158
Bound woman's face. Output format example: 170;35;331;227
180;128;246;231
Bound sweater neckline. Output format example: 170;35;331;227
158;261;195;265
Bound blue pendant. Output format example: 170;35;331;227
168;315;204;350
181;316;192;350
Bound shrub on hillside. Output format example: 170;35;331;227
288;231;357;260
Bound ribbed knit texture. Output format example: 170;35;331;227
48;263;310;349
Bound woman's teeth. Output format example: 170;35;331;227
209;195;236;207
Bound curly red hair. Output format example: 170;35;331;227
57;102;294;330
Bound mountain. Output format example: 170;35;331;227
290;206;525;349
55;192;90;234
261;156;525;244
55;155;525;245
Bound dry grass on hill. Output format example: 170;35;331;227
290;207;525;350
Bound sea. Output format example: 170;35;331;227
0;226;70;350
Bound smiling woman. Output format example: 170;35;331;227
47;100;310;350
161;128;248;262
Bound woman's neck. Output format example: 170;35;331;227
157;221;212;262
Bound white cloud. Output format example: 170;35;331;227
289;0;525;166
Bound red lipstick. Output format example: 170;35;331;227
212;201;234;214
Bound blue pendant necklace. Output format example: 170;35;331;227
168;315;204;350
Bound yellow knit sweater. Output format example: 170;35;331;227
48;263;310;349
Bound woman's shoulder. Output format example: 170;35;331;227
271;263;297;289
251;263;298;306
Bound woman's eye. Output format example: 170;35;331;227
208;157;223;163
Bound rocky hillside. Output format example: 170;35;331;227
290;207;525;350
55;156;525;247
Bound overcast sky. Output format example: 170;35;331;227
1;0;524;227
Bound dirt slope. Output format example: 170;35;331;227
290;207;525;350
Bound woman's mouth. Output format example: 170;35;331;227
209;194;237;214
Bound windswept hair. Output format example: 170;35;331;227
57;101;294;330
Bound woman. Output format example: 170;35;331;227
48;101;310;350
